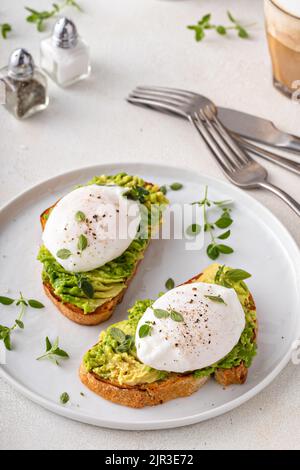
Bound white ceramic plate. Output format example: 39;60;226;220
0;163;299;430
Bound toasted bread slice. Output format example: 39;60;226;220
79;268;257;407
79;363;209;408
39;181;160;326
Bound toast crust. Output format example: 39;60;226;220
79;363;209;408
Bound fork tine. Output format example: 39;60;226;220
131;90;188;106
207;109;251;165
201;108;249;169
191;112;235;175
127;95;186;116
136;86;197;99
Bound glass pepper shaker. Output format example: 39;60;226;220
40;17;91;87
0;48;49;120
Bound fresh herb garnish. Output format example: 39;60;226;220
170;310;184;322
170;182;183;191
25;0;82;32
165;278;175;290
125;185;150;204
57;248;72;260
76;275;94;298
204;294;227;305
139;324;152;338
37;337;69;365
191;186;234;260
110;327;134;353
187;11;253;42
75;211;86;222
77;234;88;252
153;308;170;319
28;299;45;309
0;293;45;350
116;336;134;353
160;185;167;195
224;269;251;283
60;392;70;405
152;308;184;322
110;327;126;344
0;296;15;305
214;266;252;288
1;23;12;39
186;223;201;237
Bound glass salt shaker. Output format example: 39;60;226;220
40;17;91;87
0;48;49;120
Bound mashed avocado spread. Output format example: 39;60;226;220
83;264;257;386
38;173;168;314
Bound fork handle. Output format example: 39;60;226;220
259;182;300;217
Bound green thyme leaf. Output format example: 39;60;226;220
60;392;70;405
46;336;52;352
217;244;234;254
207;244;220;260
224;269;252;282
0;296;15;305
77;234;88;252
15;320;24;329
3;332;11;350
57;248;72;260
116;335;134;353
170;310;184;322
204;294;227;305
153;308;170;319
110;327;126;344
165;278;175;290
77;277;94;298
1;23;12;40
28;299;45;309
139;324;152;338
75;211;86;222
186;224;201;237
215;215;233;229
217;230;231;240
160;185;167;195
170;182;183;191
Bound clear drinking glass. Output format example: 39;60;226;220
264;0;300;98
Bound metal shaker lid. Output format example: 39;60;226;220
8;48;35;80
52;17;78;49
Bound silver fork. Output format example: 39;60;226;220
128;86;300;216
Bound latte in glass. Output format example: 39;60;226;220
264;0;300;97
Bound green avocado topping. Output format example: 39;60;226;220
38;173;168;314
83;264;257;386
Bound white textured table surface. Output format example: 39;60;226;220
0;0;299;450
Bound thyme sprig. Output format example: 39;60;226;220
25;0;82;32
188;11;253;42
0;23;12;39
37;337;69;365
0;293;45;350
191;186;234;260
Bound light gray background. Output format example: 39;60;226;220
0;0;299;450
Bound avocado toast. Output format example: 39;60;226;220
80;264;257;408
38;173;168;326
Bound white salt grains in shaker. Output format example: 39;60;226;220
40;17;90;87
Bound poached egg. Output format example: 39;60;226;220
42;184;141;272
136;282;245;373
